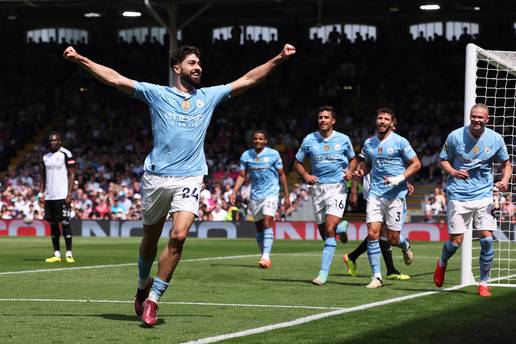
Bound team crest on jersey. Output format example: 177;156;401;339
323;144;330;151
334;144;341;150
378;147;383;155
485;147;491;154
181;99;190;110
387;148;394;155
263;157;270;162
473;145;480;154
196;99;204;108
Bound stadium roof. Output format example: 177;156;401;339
2;0;516;28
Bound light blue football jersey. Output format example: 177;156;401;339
134;82;231;176
240;147;283;200
361;132;417;200
295;131;355;184
440;126;509;201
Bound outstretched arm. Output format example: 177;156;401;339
229;44;296;98
63;46;135;95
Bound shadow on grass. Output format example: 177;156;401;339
322;288;516;344
209;263;257;268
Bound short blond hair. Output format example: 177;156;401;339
470;103;489;116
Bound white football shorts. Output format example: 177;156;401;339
141;173;203;225
447;198;496;234
249;196;279;222
312;182;347;224
366;197;406;231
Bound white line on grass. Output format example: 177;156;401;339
0;298;342;310
0;254;442;276
0;254;259;275
181;284;466;344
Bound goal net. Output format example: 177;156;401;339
462;43;516;287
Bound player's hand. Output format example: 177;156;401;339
38;194;45;207
63;46;82;63
65;194;72;204
353;169;364;180
451;169;469;179
343;169;353;181
280;44;296;59
304;175;318;185
283;196;291;210
495;179;509;192
349;192;358;207
229;193;236;205
407;183;415;196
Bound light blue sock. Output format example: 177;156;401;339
479;237;494;282
367;239;381;276
137;256;154;289
256;231;264;254
439;240;460;266
262;228;274;259
148;277;169;303
319;237;337;280
398;234;409;251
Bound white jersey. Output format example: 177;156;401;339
43;147;75;200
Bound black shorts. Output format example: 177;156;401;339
44;199;70;222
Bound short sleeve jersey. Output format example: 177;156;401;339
295;131;355;184
43;147;75;200
361;132;417;200
134;82;231;176
440;126;509;201
239;147;283;200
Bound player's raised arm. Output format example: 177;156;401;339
63;46;135;95
229;44;296;98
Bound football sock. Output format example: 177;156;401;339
319;237;337;279
65;250;73;258
398;233;409;252
148;277;169;303
54;250;61;258
138;257;154;289
380;238;396;275
479;236;494;283
62;222;73;251
367;239;381;276
348;238;368;262
50;223;60;252
439;240;459;267
256;231;264;255
262;228;274;259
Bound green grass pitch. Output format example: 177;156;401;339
0;237;514;344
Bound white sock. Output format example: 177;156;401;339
374;272;382;280
66;250;73;257
54;251;61;258
262;253;270;260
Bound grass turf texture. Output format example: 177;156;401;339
0;237;514;344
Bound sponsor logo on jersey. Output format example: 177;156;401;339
473;145;480;154
195;99;204;108
378;147;383;155
255;157;260;162
323;144;330;151
181;99;190;110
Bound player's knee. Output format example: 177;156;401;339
170;231;187;243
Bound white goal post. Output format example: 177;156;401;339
462;43;516;286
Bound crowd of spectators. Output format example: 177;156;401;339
1;25;515;222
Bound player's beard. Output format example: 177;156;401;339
181;73;201;88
